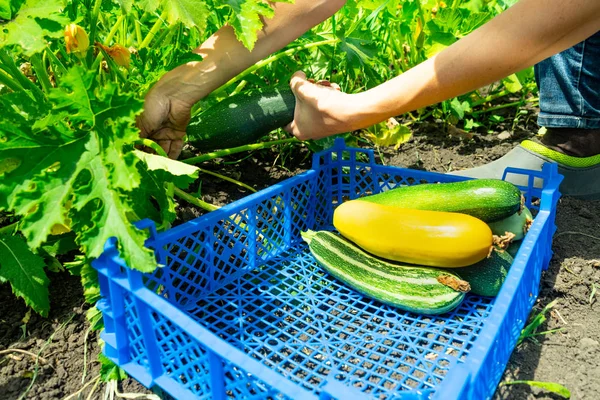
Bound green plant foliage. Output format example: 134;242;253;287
1;0;277;314
0;234;49;316
221;0;287;50
0;0;537;322
99;353;127;382
502;380;571;399
0;0;69;56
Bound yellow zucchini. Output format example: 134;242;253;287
333;201;493;268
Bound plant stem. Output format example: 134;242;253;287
173;187;219;212
133;11;143;46
182;138;299;165
44;48;68;79
197;167;257;193
88;0;103;48
62;375;101;400
470;100;525;116
230;80;247;96
29;53;53;93
156;21;180;48
0;68;23;92
470;89;511;108
136;138;168;157
105;15;125;45
214;38;340;96
121;12;128;46
0;349;49;364
0;49;45;102
139;10;168;49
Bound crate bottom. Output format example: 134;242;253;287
173;244;497;398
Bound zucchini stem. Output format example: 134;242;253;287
0;68;23;92
136;138;168;158
182;138;299;165
0;49;45;102
300;230;317;245
29;53;53;93
139;10;168;49
173;187;219;212
105;15;125;45
197;167;257;193
213;38;340;98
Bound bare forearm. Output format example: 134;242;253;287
158;0;345;102
355;0;600;128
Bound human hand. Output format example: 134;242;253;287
137;76;196;159
284;71;361;140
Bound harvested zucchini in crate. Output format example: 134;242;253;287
333;200;493;268
361;179;523;222
302;230;469;315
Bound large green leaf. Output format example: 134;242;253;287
1;67;157;272
162;0;209;31
0;0;69;56
0;234;49;316
0;0;12;20
131;150;199;228
222;0;292;51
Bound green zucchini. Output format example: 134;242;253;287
506;241;522;258
488;207;533;241
453;249;513;297
186;86;295;151
301;230;468;315
360;179;523;222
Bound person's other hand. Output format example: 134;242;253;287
284;71;360;140
137;78;195;159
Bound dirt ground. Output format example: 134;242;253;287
1;122;599;399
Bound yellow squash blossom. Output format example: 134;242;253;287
98;43;131;69
64;24;89;54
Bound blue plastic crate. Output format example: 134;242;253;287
93;138;563;400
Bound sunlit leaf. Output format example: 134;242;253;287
0;234;49;316
162;0;209;31
363;118;412;149
222;0;275;50
1;67;157;272
99;353;127;382
502;73;523;93
502;381;570;399
0;0;69;56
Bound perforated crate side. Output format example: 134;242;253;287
93;240;316;400
138;168;333;311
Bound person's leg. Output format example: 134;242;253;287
535;30;600;156
449;31;600;199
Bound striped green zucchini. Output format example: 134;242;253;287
301;230;469;315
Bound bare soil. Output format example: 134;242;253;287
1;122;599;399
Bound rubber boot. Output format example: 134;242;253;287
448;140;600;200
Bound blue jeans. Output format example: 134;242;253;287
535;30;600;129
